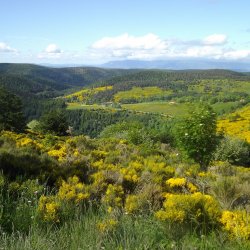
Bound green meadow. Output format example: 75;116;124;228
67;101;241;117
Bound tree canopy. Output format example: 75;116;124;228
38;110;69;136
175;103;219;169
0;87;26;132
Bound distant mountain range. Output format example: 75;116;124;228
101;59;250;72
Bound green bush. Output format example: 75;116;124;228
175;103;219;170
213;136;250;166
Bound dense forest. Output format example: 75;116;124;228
0;64;138;120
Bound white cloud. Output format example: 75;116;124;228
45;44;62;54
184;46;223;58
90;33;169;60
38;44;63;59
202;34;227;45
4;33;248;63
92;33;168;50
87;33;250;62
223;50;250;60
0;42;18;53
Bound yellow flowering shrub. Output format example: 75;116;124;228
166;178;198;193
129;160;143;171
124;194;141;214
102;184;124;209
155;192;221;230
221;210;250;240
57;176;89;204
90;171;106;188
114;86;171;103
38;195;61;223
166;177;186;187
97;218;118;233
47;144;67;162
17;137;42;150
183;164;200;178
120;167;140;184
217;105;250;143
1;131;43;150
144;156;175;184
91;150;108;160
63;85;113;103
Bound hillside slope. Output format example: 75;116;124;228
0;64;140;119
64;69;250;105
0;63;138;97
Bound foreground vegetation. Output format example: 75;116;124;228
0;104;249;249
0;128;249;249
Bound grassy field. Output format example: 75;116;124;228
67;101;242;117
67;101;190;117
67;103;106;110
114;86;172;103
122;102;190;116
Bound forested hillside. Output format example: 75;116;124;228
0;63;138;92
65;69;250;105
0;64;139;120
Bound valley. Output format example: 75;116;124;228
0;63;250;249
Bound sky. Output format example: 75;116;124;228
0;0;250;64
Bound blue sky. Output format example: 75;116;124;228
0;0;250;64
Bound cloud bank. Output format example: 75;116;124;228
1;33;250;63
88;33;250;61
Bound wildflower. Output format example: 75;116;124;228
38;195;61;223
155;192;221;229
221;210;250;240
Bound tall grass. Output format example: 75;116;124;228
1;208;249;250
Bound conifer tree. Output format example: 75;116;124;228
0;87;26;132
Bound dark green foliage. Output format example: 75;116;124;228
0;63;137;92
66;108;172;139
0;143;58;184
175;103;219;169
66;109;130;137
38;110;69;136
100;121;153;145
0;87;26;132
25;98;67;121
0;63;137;121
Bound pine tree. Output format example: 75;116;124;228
0;87;26;132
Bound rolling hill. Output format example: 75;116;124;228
0;63;140;119
64;69;250;106
0;63;139;97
